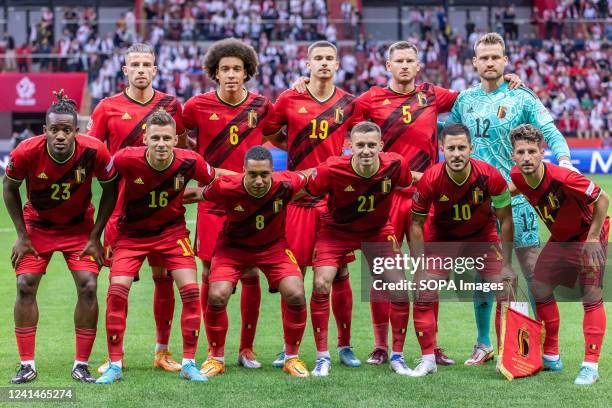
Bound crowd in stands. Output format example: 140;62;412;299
0;2;609;137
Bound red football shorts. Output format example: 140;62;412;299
103;213;164;269
535;219;609;288
195;211;225;262
390;191;414;243
313;223;399;269
110;229;197;278
16;224;99;275
209;239;302;292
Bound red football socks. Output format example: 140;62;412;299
205;303;228;358
178;283;200;359
583;300;606;363
331;275;352;348
536;299;560;356
15;326;36;361
413;302;436;355
153;275;175;346
106;283;130;362
310;291;330;352
390;301;410;353
370;287;390;350
75;327;96;362
282;299;307;356
200;273;209;321
239;275;261;352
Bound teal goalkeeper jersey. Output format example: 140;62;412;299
446;82;570;204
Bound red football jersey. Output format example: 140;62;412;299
5;135;116;229
352;83;458;173
264;87;357;172
306;152;412;233
411;159;509;241
510;163;605;241
112;146;215;238
183;90;274;214
202;171;307;249
87;90;185;154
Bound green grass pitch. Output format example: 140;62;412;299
0;176;610;408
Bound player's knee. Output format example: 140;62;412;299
16;276;37;302
77;277;98;304
207;287;231;306
283;287;306;306
312;277;332;295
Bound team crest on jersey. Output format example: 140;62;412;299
472;187;484;204
438;194;449;202
174;174;184;191
497;105;507;119
121;112;132;120
209;113;219;121
381;177;392;194
417;92;427;106
273;198;283;213
248;109;258;128
547;192;560;209
517;326;529;357
335;107;344;124
382;99;391;106
74;166;86;184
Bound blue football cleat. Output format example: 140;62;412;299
272;351;285;368
180;361;208;382
574;366;599;385
543;356;564;372
338;347;361;367
95;363;122;384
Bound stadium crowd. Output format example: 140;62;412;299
0;3;609;136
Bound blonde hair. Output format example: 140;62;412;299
473;32;506;55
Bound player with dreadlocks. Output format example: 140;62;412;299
3;90;119;383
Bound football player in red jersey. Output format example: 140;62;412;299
183;39;275;369
305;122;418;376
4;92;118;384
197;146;310;378
264;41;359;368
87;43;186;373
96;111;219;384
509;124;609;385
409;124;515;377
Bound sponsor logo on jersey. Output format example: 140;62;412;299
37;172;48;179
121;112;132;120
438;194;449;202
233;204;245;212
273;198;283;213
497;105;507;119
134;177;144;184
209;113;219;120
344;184;355;192
74;166;86;184
473;187;483;204
298;106;308;114
248;109;258;128
382;98;391;106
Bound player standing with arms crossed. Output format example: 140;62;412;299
87;43;187;373
183;38;275;370
4;92;118;383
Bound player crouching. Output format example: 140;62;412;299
96;111;217;384
510;124;609;385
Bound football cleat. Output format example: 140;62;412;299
366;348;389;365
237;349;262;369
95;364;122;384
338;347;361;367
272;351;285;368
71;364;95;383
434;347;455;366
180;361;208;382
283;358;309;378
409;358;437;377
200;359;225;377
10;364;37;384
389;354;412;376
574;366;598;385
154;350;182;372
98;357;125;374
464;344;494;366
543;356;564;372
311;356;331;377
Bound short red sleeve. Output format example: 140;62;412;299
349;91;371;126
305;162;331;197
263;93;288;136
182;97;198;130
5;143;28;181
86;101;109;143
173;101;185;136
564;171;602;205
194;154;215;186
411;171;433;215
202;177;226;205
397;155;413;187
287;171;308;198
433;86;459;114
93;143;116;182
110;149;128;175
488;166;509;196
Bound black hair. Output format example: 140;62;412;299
46;89;77;125
244;145;273;167
440;123;471;143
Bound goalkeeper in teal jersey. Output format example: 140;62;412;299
446;32;576;367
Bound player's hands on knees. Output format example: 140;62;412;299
291;76;310;93
80;238;104;267
183;187;204;204
11;236;39;268
582;239;606;270
504;73;522;89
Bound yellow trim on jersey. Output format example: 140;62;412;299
445;162;471;187
306;86;336;104
216;88;248;107
146;150;175;172
411;210;428;217
243;176;272;198
351;155;380;179
4;174;23;183
526;163;546;190
98;173;118;184
46;142;76;165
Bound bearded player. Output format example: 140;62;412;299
305;122;418;376
87;43;186;373
510;124;608;386
183;38;274;369
265;40;359;368
198;146;310;378
4;92;118;383
409;124;515;377
446;32;575;365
